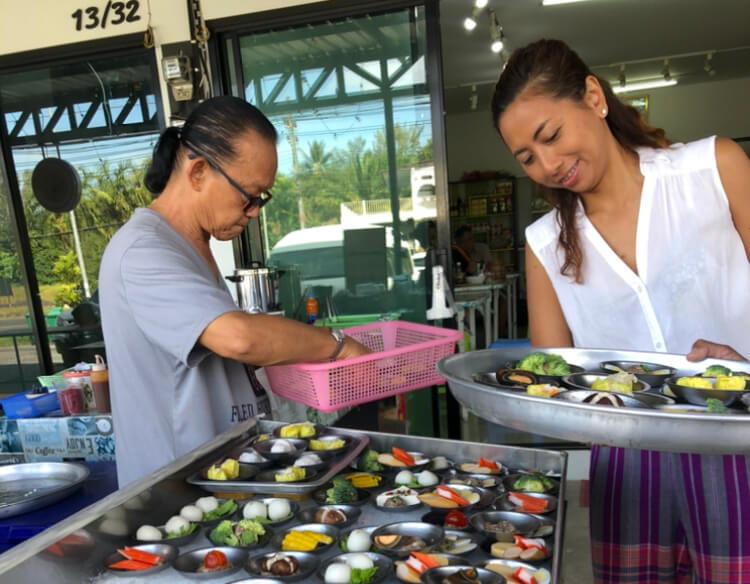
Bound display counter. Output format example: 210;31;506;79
0;419;569;583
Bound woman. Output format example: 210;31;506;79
491;40;750;583
99;96;369;487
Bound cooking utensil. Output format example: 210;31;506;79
226;262;280;313
0;462;89;519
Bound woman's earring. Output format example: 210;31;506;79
601;108;607;117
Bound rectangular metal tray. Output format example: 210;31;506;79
184;426;369;495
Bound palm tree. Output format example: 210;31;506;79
301;140;332;176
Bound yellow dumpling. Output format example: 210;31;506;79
676;377;713;389
714;375;746;390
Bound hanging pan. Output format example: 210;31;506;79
31;158;81;213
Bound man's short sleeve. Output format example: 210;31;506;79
119;240;239;367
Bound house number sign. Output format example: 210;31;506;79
71;0;141;31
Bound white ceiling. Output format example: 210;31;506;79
439;0;750;114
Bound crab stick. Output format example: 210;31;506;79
513;535;548;552
436;485;470;506
118;547;164;566
513;566;538;584
392;447;415;466
406;552;440;573
508;491;548;513
108;559;154;571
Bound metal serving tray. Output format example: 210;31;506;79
0;462;89;519
438;347;750;455
184;427;369;495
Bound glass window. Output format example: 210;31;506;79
231;7;436;324
0;50;161;377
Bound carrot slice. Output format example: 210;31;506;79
108;559;154;571
392;447;415;466
119;546;163;566
478;457;499;470
411;551;440;569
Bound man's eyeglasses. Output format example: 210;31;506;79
186;149;272;212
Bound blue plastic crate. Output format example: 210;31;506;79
0;391;60;419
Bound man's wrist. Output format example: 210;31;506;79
328;327;346;361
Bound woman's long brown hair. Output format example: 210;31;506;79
490;39;670;283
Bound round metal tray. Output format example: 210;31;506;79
437;347;750;455
0;462;89;519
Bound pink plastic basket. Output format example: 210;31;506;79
264;321;463;413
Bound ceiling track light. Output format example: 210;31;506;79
618;64;626;88
541;0;592;5
489;10;504;53
463;16;478;31
661;58;672;81
475;0;489;8
463;2;486;33
613;78;678;94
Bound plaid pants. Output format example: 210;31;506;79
590;446;750;584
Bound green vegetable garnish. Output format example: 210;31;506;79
350;566;378;584
166;522;197;539
357;449;384;472
706;398;730;414
202;499;237;521
209;519;265;546
702;364;732;377
517;352;571;376
326;476;358;504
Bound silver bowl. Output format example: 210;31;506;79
417;484;494;512
272;423;326;440
374;487;424;513
469;510;542;542
173;545;247;580
420;510;472;532
493;492;558;515
420;566;504;584
455;460;507;476
371;521;444;558
227;579;284;584
433;529;481;555
306;434;353;458
599;360;675;387
502;473;560;495
552;389;652;409
394;553;466;582
270;523;340;554
378;451;431;473
252;438;308;463
205;521;273;549
238;498;299;526
318;552;393;584
312;483;371;506
104;543;178;577
245;550;319;581
338;525;379;553
563;371;651;393
444;470;500;489
237;449;274;471
664;377;744;407
137;524;199;548
297;504;362;528
255;466;319;483
481;559;551;583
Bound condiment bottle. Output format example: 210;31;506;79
305;293;318;324
90;354;111;414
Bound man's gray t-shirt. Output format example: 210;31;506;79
99;209;269;487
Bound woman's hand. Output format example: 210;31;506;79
336;336;371;360
686;338;747;363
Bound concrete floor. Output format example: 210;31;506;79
561;479;594;584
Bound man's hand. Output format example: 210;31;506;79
686;338;747;363
336;336;371;360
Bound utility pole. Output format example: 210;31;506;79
284;116;305;229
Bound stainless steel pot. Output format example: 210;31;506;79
226;262;280;313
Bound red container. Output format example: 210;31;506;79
58;386;85;415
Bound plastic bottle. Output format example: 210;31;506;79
305;293;318;324
90;354;111;414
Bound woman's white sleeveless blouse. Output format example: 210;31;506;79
525;136;750;357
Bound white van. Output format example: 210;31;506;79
267;224;416;295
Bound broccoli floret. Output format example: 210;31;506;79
706;398;729;414
209;520;239;546
517;353;548;375
517;352;570;376
543;354;571;376
512;475;546;493
357;449;383;471
326;476;358;504
702;364;731;377
236;519;265;545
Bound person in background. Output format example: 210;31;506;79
452;225;491;276
491;39;750;583
99;96;369;487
